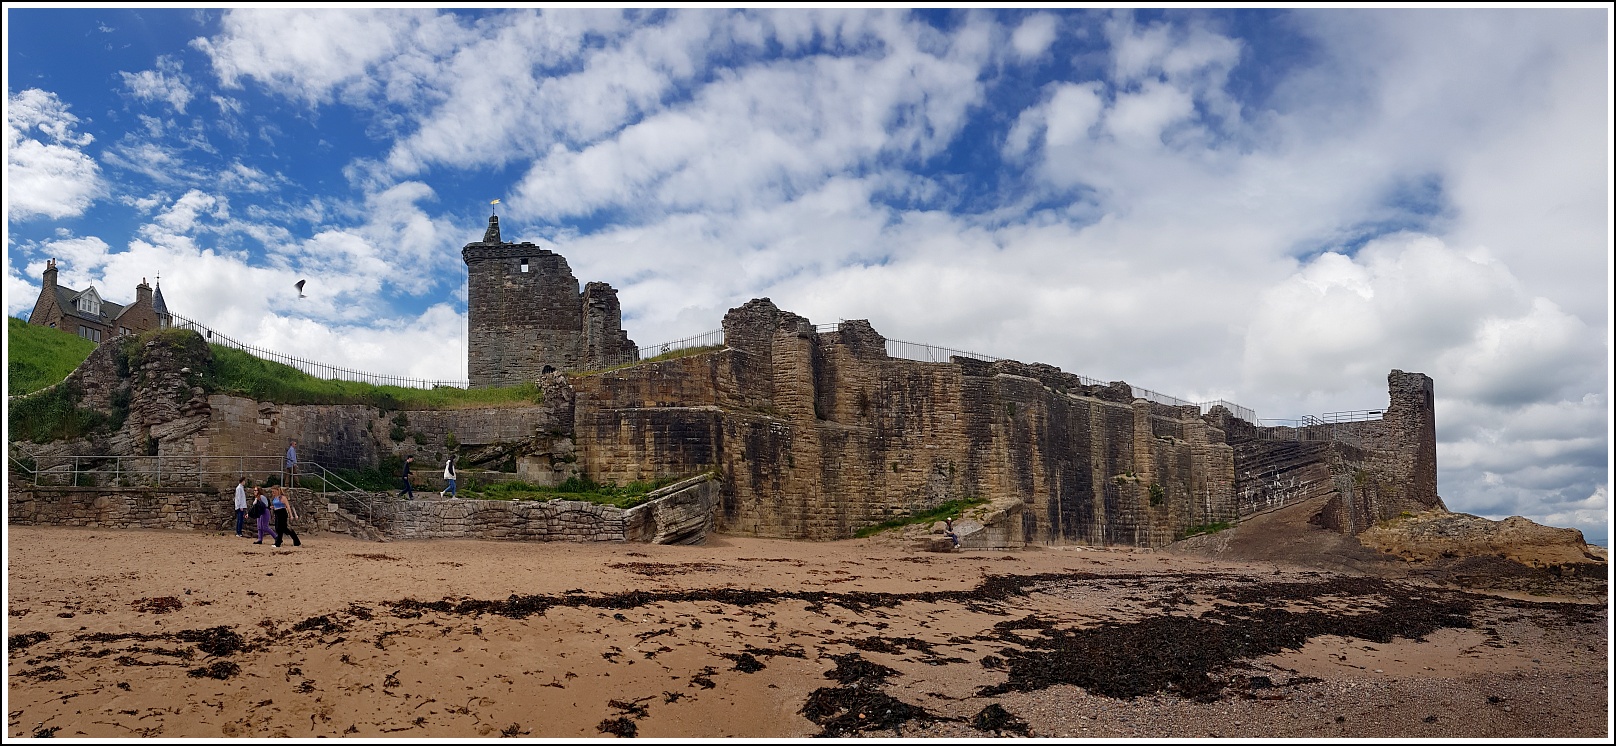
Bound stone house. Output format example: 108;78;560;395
26;258;172;343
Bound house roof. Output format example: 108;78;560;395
51;285;124;326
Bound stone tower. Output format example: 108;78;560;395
462;215;638;388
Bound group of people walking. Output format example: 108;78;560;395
233;442;462;539
233;476;300;547
396;454;458;500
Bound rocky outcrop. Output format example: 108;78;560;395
1357;510;1606;569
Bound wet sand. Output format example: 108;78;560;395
5;525;1608;739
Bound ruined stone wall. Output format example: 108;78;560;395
7;486;321;535
462;217;636;388
570;299;1240;545
8;477;719;546
1233;370;1442;536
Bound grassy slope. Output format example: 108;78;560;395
5;319;539;409
207;345;540;409
7;317;97;396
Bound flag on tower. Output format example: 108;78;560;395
490;199;500;205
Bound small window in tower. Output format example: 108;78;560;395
520;258;530;273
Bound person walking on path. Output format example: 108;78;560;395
233;477;249;537
441;456;457;498
399;455;415;500
251;486;277;544
284;439;299;489
270;486;301;548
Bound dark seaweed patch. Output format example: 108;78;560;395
9;631;49;651
970;703;1029;735
130;596;182;614
597;717;637;737
187;661;241;680
178;626;244;657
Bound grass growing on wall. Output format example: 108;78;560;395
205;344;540;409
8;381;114;443
459;475;686;509
7;317;97;396
853;496;991;539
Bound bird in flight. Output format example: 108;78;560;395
295;279;307;298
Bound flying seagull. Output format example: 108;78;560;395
295;279;306;298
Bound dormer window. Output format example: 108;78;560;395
76;288;102;316
520;258;530;273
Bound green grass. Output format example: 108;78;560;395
459;475;687;509
853;496;991;539
7;317;97;396
205;343;540;409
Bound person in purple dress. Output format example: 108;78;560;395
251;486;277;544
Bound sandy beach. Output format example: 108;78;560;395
5;525;1609;739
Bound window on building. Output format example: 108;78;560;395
120;326;131;336
76;295;100;315
78;326;101;342
520;258;529;273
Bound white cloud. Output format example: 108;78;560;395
119;55;194;113
1010;13;1058;60
512;15;992;221
1242;235;1580;399
1104;80;1196;148
193;8;453;105
1044;82;1105;148
5;89;103;221
6;264;43;318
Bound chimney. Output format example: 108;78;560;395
43;258;57;289
136;277;153;308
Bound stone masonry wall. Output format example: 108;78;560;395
8;486;322;535
571;299;1241;545
9;476;719;546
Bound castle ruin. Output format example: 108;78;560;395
462;215;637;387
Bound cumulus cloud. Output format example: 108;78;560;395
1242;235;1594;404
5;89;103;221
1010;13;1058;60
119;55;194;113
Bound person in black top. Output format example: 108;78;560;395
399;455;415;500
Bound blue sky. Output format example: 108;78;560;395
4;7;1610;545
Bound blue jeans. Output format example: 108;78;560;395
400;478;414;500
235;509;246;535
445;478;456;497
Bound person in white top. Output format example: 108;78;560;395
441;456;458;498
233;477;249;537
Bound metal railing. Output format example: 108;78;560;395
8;452;391;528
1257;410;1384;446
169;312;470;390
636;328;725;360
